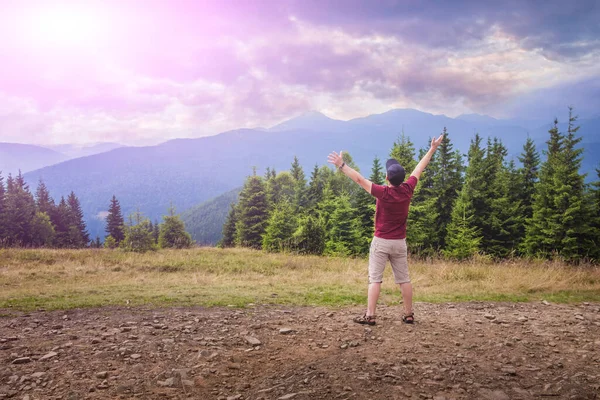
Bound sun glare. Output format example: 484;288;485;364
28;5;104;48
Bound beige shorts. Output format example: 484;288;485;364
368;236;410;284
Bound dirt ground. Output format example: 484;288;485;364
1;302;599;400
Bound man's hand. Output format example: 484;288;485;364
327;151;344;168
411;135;444;180
430;135;444;152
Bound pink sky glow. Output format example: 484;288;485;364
0;0;599;145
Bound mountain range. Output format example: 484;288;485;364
0;142;124;176
16;108;599;242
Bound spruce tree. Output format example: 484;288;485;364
590;168;600;260
324;194;359;256
262;200;297;252
290;156;308;209
444;185;481;260
517;137;540;222
0;172;6;244
555;108;592;260
67;191;89;247
4;172;36;246
105;195;125;244
121;212;156;252
31;212;55;247
52;197;71;248
369;157;385;185
389;132;417;173
220;204;238;248
235;172;269;249
407;146;438;256
35;179;55;216
292;215;326;255
153;219;160;244
306;164;325;211
431;128;463;248
267;172;295;206
524;119;566;257
158;207;193;249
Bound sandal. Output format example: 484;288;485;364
353;314;376;326
402;312;415;324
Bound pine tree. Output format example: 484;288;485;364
517;137;540;223
292;215;326;255
523;118;567;258
153;219;160;244
369;157;385;185
104;235;117;249
158;207;193;249
30;212;55;247
0;172;6;245
431;128;463;248
389;132;417;173
121;211;156;252
4;171;36;246
105;195;125;244
35;179;55;216
444;185;481;260
220;204;238;248
590;168;600;260
290;156;308;209
407;146;438;256
67;191;89;247
52;197;71;248
324;194;359;256
267;172;295;206
262;200;297;252
555;108;592;260
235;172;269;249
306;164;325;211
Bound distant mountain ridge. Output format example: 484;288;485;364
0;143;68;176
21;108;600;242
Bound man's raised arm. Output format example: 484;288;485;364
410;135;444;180
327;151;373;194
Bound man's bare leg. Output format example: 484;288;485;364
367;282;381;316
398;282;413;316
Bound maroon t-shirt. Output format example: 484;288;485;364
370;176;418;239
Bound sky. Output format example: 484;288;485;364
0;0;599;146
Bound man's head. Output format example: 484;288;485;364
386;159;406;187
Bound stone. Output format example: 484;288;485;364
484;314;496;320
11;357;31;364
96;371;108;379
31;372;46;379
542;300;550;306
245;336;261;346
279;328;294;335
227;395;242;400
130;354;141;359
478;389;510;400
278;394;298;400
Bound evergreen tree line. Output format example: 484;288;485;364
0;173;194;251
222;108;600;262
0;172;89;248
104;196;193;252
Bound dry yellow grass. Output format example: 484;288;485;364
0;247;599;310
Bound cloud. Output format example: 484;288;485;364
0;0;598;144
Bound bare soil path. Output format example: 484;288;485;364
1;302;599;400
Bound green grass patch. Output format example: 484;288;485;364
1;248;599;311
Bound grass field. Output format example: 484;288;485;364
1;247;599;310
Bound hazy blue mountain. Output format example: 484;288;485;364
22;108;599;244
270;111;348;132
45;142;125;159
0;143;68;176
181;187;241;245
